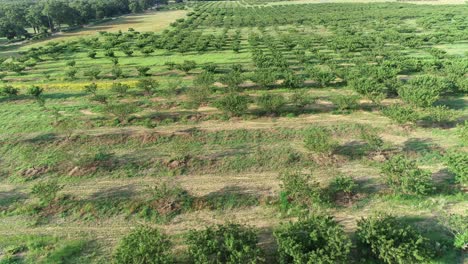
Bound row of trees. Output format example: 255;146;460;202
114;212;467;263
0;0;166;39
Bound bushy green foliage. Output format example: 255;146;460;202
398;76;444;107
220;70;244;91
256;93;285;115
423;105;457;125
83;68;101;79
439;213;468;250
381;104;419;125
381;155;433;195
186;86;211;108
290;90;314;111
357;214;433;264
309;67;335;87
31;180;63;205
331;94;359;112
186;223;263;264
279;171;324;208
251;68;277;88
360;129;384;151
137;66;151;77
136;79;160;96
330;175;357;197
215;93;249;117
194;71;215;89
348;77;386;104
110;83;129;97
87;51;97;59
444;152;467;186
0;85;19;96
27;86;43;98
83;83;97;95
456;121;468;144
303;126;337;154
114;226;173;264
177;60;197;74
274;215;351;263
105;103;137;123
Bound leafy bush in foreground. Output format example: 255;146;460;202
444;152;467;186
186;223;264;264
114;226;173;264
357;214;433;264
439;213;468;250
381;155;433;195
274;215;351;263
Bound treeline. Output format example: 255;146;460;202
0;0;167;40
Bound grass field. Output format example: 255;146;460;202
0;1;467;263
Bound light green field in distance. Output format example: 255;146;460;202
0;9;188;55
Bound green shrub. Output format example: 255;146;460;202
177;60;197;74
303;126;337;154
65;68;77;79
83;68;101;79
423;105;457;124
186;86;210;108
445;152;467;186
83;83;97;95
398;76;444;108
256;93;285;115
194;71;215;89
330;175;357;198
220;70;244;91
381;104;419;125
348;77;386;104
105;103;137;124
136;66;151;77
290;90;314;111
114;226;173;264
31;180;63;205
215;93;249;117
110;83;129;97
111;66;123;79
27;86;43;98
0;85;19;96
136;79;160;96
331;95;359;112
87;51;97;59
357;214;433;264
439;213;468;250
309;67;336;87
456;120;468;144
279;171;324;209
139;184;193;221
186;223;263;264
360;129;384;151
274;215;351;263
381;155;433;195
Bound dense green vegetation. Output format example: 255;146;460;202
0;0;466;262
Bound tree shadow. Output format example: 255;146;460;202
402;138;443;156
200;186;261;210
0;188;27;207
89;185;136;200
333;141;369;160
